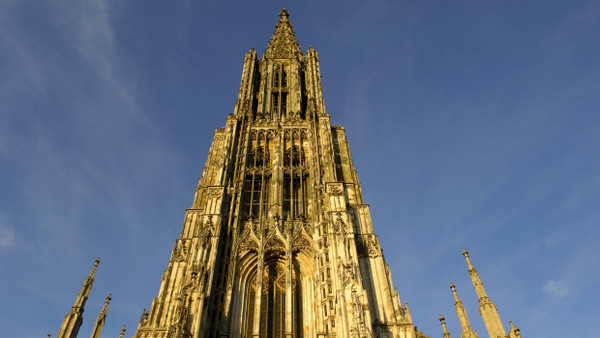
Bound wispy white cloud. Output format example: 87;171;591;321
0;221;15;247
542;279;570;299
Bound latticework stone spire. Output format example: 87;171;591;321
264;8;303;59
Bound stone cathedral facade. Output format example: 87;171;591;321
133;9;427;338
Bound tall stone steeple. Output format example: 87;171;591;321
57;258;100;338
90;293;111;338
450;282;478;338
134;9;428;338
439;314;452;338
462;249;506;338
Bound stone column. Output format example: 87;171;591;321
285;252;293;337
252;253;264;337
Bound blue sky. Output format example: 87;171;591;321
1;1;599;337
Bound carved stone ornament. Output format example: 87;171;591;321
333;213;346;234
264;235;286;257
355;234;380;258
291;234;312;253
172;240;187;262
207;187;223;199
339;260;357;286
327;183;344;196
238;234;259;254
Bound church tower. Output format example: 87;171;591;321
134;9;427;338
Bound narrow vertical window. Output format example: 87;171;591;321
282;70;287;87
281;92;287;115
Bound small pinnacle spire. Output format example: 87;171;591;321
57;258;101;338
90;293;112;338
439;314;451;338
449;282;477;338
462;250;506;337
508;320;522;337
89;257;100;277
119;325;127;338
462;249;475;271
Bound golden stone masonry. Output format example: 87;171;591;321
54;9;521;338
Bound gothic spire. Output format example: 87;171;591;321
56;258;100;338
450;282;478;338
119;325;127;338
439;314;451;338
462;249;506;338
90;293;112;338
264;8;302;59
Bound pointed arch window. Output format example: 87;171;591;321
244;261;303;337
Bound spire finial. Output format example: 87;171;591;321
508;320;522;337
462;249;475;271
119;325;127;338
450;282;461;303
90;257;101;277
104;293;112;306
439;314;451;337
279;8;290;23
265;9;302;58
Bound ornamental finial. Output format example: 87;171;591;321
439;314;451;337
279;8;290;23
462;249;475;271
90;257;101;277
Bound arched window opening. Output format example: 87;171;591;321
243;260;303;338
